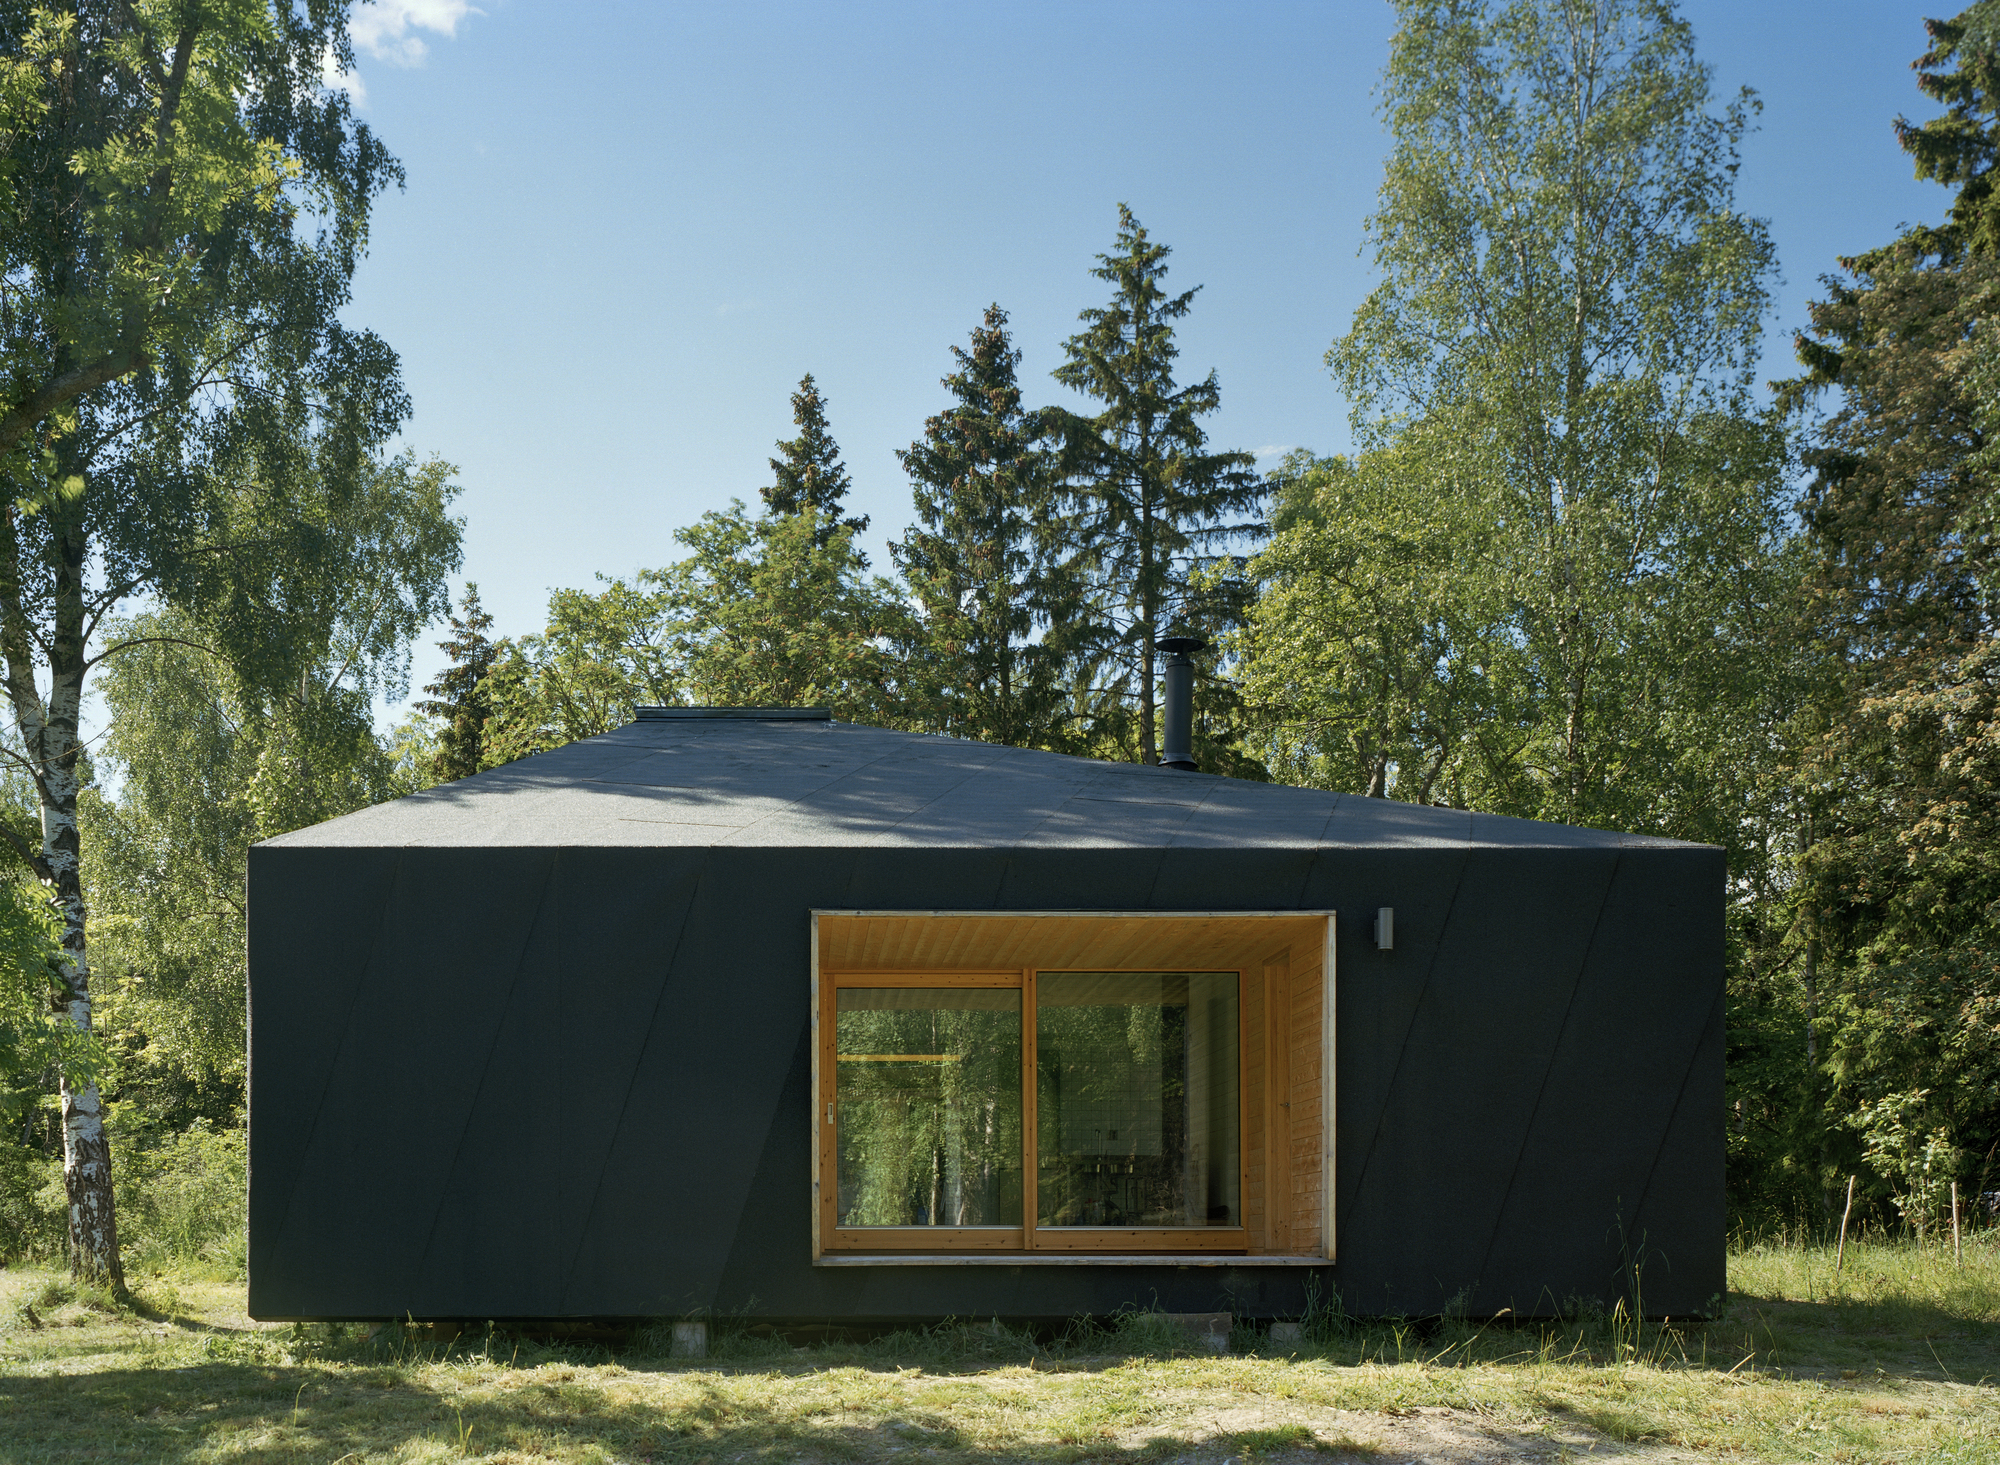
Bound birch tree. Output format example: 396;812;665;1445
0;0;412;1286
1327;0;1787;832
85;458;459;1115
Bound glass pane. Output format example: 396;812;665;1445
835;987;1023;1226
1036;972;1240;1228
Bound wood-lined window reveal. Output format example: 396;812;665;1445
812;912;1334;1259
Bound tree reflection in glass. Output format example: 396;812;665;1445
1036;973;1239;1228
835;988;1022;1226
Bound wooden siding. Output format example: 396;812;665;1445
812;911;1336;1259
1288;949;1325;1255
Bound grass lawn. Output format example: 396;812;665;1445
0;1237;1994;1464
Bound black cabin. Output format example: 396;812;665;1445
246;707;1723;1324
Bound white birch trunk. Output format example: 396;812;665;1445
34;663;122;1287
0;494;124;1291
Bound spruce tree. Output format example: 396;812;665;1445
1897;2;2000;257
1052;206;1261;764
1773;0;2000;1222
894;306;1075;747
765;374;869;547
417;584;498;782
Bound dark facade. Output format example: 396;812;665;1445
247;714;1724;1323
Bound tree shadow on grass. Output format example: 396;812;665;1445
1716;1291;2000;1380
0;1362;1401;1464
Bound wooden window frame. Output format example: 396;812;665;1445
816;962;1279;1256
811;910;1335;1263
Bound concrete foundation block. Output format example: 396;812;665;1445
671;1320;708;1359
1163;1312;1231;1352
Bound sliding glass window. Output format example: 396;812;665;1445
1036;972;1240;1230
821;970;1246;1253
834;987;1023;1228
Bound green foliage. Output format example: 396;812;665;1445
415;583;497;783
1750;2;2000;1233
110;1118;246;1277
1317;0;1788;837
1050;205;1263;765
1240;442;1517;804
763;373;868;546
664;502;915;720
78;451;460;1108
893;304;1077;747
0;1115;246;1271
0;1137;62;1261
0;1;400;464
1846;1092;1963;1237
1898;1;2000;258
0;873;70;1119
0;0;435;1282
1232;0;1844;1235
83;618;432;1099
484;499;916;762
482;573;681;765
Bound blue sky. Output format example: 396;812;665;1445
331;0;1960;712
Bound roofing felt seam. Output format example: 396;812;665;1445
407;855;558;1302
1468;850;1619;1293
1626;982;1727;1243
1338;842;1473;1242
559;859;705;1311
255;847;407;1279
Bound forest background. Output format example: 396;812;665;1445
0;0;1995;1288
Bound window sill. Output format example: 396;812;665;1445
813;1254;1332;1267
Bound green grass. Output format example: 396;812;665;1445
0;1235;1995;1463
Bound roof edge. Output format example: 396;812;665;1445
634;705;831;721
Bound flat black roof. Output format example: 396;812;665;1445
264;717;1699;852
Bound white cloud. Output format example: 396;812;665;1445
1252;445;1296;459
320;43;365;104
351;0;476;68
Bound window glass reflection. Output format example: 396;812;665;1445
1036;972;1240;1228
835;988;1022;1226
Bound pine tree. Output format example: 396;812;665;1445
765;374;869;547
893;306;1076;747
1052;206;1262;764
417;584;498;783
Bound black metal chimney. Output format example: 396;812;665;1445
1157;629;1205;771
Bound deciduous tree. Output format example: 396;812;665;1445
0;0;417;1284
480;574;680;766
1322;0;1789;836
82;454;460;1122
665;502;913;721
1240;443;1522;804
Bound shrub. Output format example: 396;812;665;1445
114;1119;246;1276
0;1141;64;1262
